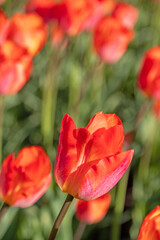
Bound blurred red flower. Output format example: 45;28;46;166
0;146;52;208
0;0;5;5
0;10;10;45
52;0;105;36
54;112;134;200
111;2;138;29
81;0;116;31
0;40;32;95
50;22;67;48
137;206;160;240
26;0;56;23
152;98;160;121
93;17;134;63
75;193;111;224
8;13;47;56
138;46;160;99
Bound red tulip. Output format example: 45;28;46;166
52;0;103;36
0;146;52;208
0;40;32;95
0;0;5;4
54;112;134;200
75;193;111;224
152;98;160;121
93;17;134;64
81;0;116;31
112;2;138;29
50;22;65;47
137;206;160;240
0;10;10;45
138;46;160;99
26;0;56;23
8;13;47;56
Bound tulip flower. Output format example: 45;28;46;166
0;146;52;208
0;40;32;95
111;2;138;29
137;206;160;240
75;193;111;224
138;46;160;99
54;112;134;200
8;13;47;56
50;22;65;47
152;98;160;121
81;0;116;31
0;10;10;45
93;17;134;64
51;0;104;36
26;0;56;23
0;0;5;4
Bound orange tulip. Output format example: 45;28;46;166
0;40;32;95
137;206;160;240
75;193;111;224
112;2;138;29
0;146;52;208
8;13;47;56
54;112;134;200
138;46;160;99
93;17;134;64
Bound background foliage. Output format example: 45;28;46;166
1;0;160;239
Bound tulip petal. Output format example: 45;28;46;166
16;146;51;181
54;114;77;187
13;174;52;208
85;125;124;162
63;150;133;200
86;112;122;134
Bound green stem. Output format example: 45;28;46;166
111;167;130;240
41;71;58;147
48;194;74;240
73;221;86;240
0;96;4;166
0;203;9;224
41;48;61;148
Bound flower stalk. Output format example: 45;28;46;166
48;194;74;240
73;221;86;240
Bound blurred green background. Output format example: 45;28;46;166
1;0;160;239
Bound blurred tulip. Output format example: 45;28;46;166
93;17;134;64
0;40;32;95
0;0;5;4
50;22;66;47
75;193;111;224
138;46;160;99
8;13;47;56
54;112;134;200
52;0;103;36
137;206;160;240
152;98;160;120
82;0;116;31
0;10;10;45
0;146;52;208
112;2;138;29
26;0;55;23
